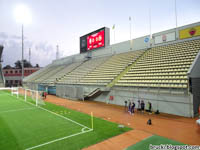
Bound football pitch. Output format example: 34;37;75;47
126;135;184;150
0;90;131;150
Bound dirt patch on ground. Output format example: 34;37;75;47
45;95;200;149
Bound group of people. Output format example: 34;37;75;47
125;99;152;115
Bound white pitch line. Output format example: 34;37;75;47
81;127;88;132
16;96;91;130
14;92;92;130
38;106;90;129
0;107;36;114
25;129;93;150
3;92;94;149
5;93;90;130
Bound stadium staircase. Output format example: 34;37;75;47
84;88;102;100
106;49;149;88
115;39;200;89
78;50;144;86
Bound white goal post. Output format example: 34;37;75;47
11;87;19;98
15;87;45;107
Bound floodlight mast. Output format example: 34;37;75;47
22;24;24;85
14;4;32;86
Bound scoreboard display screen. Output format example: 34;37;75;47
87;30;105;50
80;27;109;53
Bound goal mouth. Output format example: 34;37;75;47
10;87;46;107
0;87;13;96
0;87;94;150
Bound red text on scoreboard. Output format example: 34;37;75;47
87;30;105;50
80;27;110;53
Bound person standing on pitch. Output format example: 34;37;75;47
148;101;152;113
44;91;47;99
124;100;128;112
141;100;145;113
131;101;135;115
137;100;141;111
128;100;131;114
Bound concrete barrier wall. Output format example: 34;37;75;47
56;84;84;100
94;88;192;117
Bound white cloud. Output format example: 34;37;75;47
0;32;55;67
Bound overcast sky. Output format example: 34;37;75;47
0;0;200;67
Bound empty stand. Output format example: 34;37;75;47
78;50;145;85
25;65;60;82
116;39;200;89
42;62;83;84
57;57;109;84
34;65;66;83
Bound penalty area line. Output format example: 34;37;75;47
25;129;93;150
8;94;91;129
15;94;91;130
0;107;36;114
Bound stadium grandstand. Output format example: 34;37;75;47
0;45;5;87
23;22;200;117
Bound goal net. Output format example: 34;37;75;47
11;87;19;98
0;87;15;96
18;87;45;106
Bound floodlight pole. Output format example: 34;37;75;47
175;0;178;40
129;16;132;50
175;0;178;29
22;24;24;86
149;9;152;39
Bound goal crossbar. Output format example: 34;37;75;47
17;87;45;107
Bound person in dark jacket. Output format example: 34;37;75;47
148;102;152;113
124;100;128;112
128;100;132;114
141;100;145;113
137;100;141;111
131;102;135;115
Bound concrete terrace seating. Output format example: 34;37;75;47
42;62;83;84
116;39;200;89
25;65;56;82
57;57;109;84
78;50;145;85
34;65;66;83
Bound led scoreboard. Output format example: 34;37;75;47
87;30;105;50
80;27;110;53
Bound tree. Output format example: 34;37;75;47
23;60;33;68
14;59;33;69
14;60;22;69
35;64;40;68
3;65;12;69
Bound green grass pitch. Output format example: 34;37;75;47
126;135;184;150
0;90;131;150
